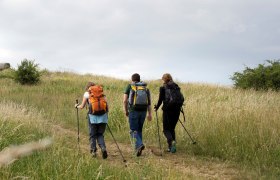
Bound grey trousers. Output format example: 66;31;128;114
88;121;107;152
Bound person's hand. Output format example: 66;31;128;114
75;103;80;109
147;114;152;121
153;105;158;111
125;111;129;117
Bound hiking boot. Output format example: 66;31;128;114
91;151;97;158
102;149;108;159
90;149;97;158
171;141;176;153
136;145;145;157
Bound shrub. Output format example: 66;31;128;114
231;60;280;91
14;59;41;85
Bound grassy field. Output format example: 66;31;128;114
0;70;279;179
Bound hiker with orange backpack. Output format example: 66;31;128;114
123;73;152;156
75;82;108;159
154;73;184;153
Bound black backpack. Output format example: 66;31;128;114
164;83;184;109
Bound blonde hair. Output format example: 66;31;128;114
162;73;173;83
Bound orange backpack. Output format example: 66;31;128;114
88;85;108;115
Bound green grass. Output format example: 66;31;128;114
1;70;280;179
0;101;185;179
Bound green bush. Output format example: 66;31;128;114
231;60;280;91
14;59;41;85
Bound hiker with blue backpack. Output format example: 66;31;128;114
123;73;152;156
154;73;184;153
75;82;108;159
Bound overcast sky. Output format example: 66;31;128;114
0;0;279;85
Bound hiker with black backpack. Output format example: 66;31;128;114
154;73;184;153
75;82;108;159
123;73;152;156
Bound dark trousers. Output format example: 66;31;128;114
162;109;180;148
88;121;107;152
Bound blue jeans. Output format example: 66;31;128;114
129;110;147;149
88;119;107;152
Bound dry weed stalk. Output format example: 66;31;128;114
0;138;52;168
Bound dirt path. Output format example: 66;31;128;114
51;124;251;179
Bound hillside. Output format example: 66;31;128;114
0;70;279;179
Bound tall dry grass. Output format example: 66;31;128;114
179;83;280;175
0;97;183;179
0;72;188;179
0;70;279;178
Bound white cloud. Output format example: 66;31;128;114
0;48;13;59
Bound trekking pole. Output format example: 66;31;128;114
106;124;127;163
180;107;186;123
178;118;196;144
76;99;80;150
155;110;163;156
